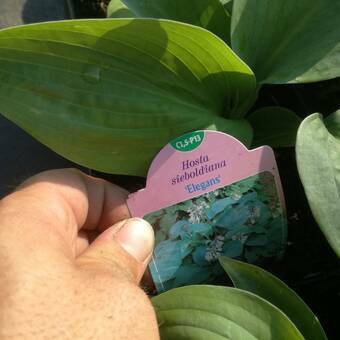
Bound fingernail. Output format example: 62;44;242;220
115;218;154;262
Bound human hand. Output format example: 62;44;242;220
0;169;159;339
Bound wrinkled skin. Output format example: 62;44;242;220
0;169;159;340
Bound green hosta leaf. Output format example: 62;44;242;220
107;0;135;18
231;0;340;84
219;257;327;340
152;285;304;339
296;111;340;257
108;0;231;44
247;107;301;147
206;116;254;146
0;19;256;176
325;109;340;138
219;0;233;13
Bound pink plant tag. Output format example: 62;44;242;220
127;130;287;293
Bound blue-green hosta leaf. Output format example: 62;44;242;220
206;196;236;219
231;0;340;84
219;257;327;340
192;245;209;265
236;191;257;205
169;220;190;240
226;226;251;239
152;239;193;282
214;206;248;229
222;240;243;257
149;257;182;284
154;239;193;259
152;285;304;339
296;111;340;257
0;19;256;175
224;176;258;197
267;216;287;246
169;221;212;240
245;234;268;246
189;223;213;237
242;214;286;262
214;192;257;228
248;107;302;147
108;0;231;44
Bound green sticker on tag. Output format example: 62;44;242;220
170;131;204;152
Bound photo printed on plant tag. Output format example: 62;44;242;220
145;171;287;293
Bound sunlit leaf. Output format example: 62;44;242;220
152;285;304;339
108;0;231;44
0;19;256;175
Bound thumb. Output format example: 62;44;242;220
76;218;154;283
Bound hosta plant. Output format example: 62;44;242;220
4;0;340;175
0;18;255;175
1;0;339;174
0;0;338;257
0;1;336;338
2;0;337;260
152;257;327;339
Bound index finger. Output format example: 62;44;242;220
0;168;131;255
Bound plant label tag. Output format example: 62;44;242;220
127;130;287;293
